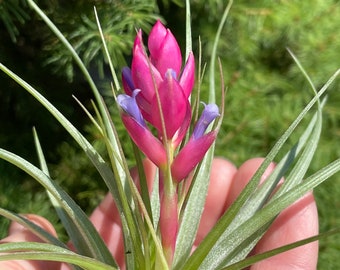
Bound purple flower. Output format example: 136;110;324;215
117;89;145;127
192;103;220;139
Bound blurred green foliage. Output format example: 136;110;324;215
0;0;339;268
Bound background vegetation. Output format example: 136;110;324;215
0;0;339;268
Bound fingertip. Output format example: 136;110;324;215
9;214;57;237
251;192;318;269
0;214;61;270
89;193;118;225
225;158;276;209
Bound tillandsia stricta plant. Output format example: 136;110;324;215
0;0;340;270
117;19;220;265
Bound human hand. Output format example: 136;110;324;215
0;157;318;269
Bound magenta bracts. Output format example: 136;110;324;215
118;20;219;181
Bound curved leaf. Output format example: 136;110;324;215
0;242;117;270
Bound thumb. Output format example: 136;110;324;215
0;214;60;270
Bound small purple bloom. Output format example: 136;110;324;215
117;90;145;127
193;103;220;139
121;67;134;96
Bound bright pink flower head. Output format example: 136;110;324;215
118;21;219;180
122;20;195;140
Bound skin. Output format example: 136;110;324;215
0;157;318;269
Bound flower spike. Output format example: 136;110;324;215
118;20;222;266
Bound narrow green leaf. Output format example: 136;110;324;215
0;62;146;267
98;99;167;269
150;169;160;228
209;0;233;103
0;208;66;249
92;99;146;269
72;96;104;135
213;108;323;268
173;144;215;269
189;57;328;268
27;0;127;194
33;129;95;270
0;64;118;206
26;0;121;155
94;7;120;92
0;242;117;270
212;93;325;266
185;0;192;60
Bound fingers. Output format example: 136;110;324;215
195;157;237;245
224;157;276;210
251;192;318;270
225;157;318;269
90;156;318;270
0;214;60;270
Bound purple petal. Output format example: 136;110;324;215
192;103;220;139
122;67;134;96
171;131;217;182
117;90;145;127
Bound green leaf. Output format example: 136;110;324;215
224;157;340;267
173;144;215;269
212;96;323;268
94;7;120;92
0;208;66;249
32;128;91;270
185;0;192;61
209;0;233;103
0;242;117;270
